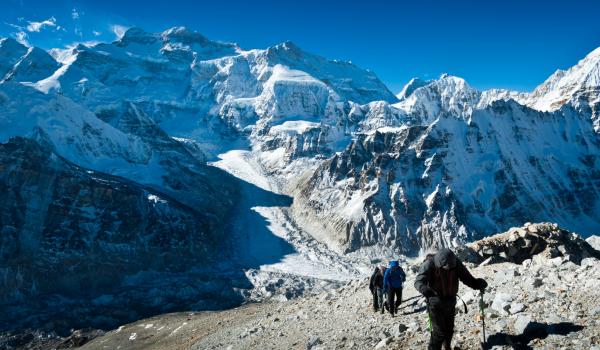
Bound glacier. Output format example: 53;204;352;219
1;26;600;338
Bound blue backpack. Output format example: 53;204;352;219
384;262;406;289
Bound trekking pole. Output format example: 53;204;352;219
426;298;432;332
479;290;486;350
427;311;432;332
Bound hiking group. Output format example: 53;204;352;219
369;260;406;316
369;248;488;350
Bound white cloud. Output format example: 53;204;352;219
93;30;101;36
4;22;28;46
71;8;80;20
26;16;57;32
15;31;29;46
111;24;128;39
81;40;100;47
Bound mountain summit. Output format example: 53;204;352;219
1;27;600;348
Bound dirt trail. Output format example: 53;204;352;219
80;256;600;350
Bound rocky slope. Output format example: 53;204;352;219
72;223;600;350
0;137;250;336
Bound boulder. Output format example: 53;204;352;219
491;293;513;315
514;313;546;336
514;313;533;335
587;235;600;252
374;336;393;349
393;324;408;336
509;303;525;314
306;336;322;350
465;223;600;265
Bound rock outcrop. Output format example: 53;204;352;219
457;222;600;264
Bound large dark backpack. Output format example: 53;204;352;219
433;266;458;296
388;265;406;288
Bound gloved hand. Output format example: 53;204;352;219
422;287;437;298
477;278;488;291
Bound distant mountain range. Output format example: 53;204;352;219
1;28;600;333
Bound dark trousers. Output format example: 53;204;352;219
428;296;456;350
387;286;402;314
372;287;384;310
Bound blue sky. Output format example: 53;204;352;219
2;0;599;92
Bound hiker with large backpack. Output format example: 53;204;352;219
383;260;406;316
368;265;387;313
414;248;488;350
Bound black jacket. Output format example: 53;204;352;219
414;248;486;298
369;267;385;291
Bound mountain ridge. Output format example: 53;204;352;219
1;26;600;346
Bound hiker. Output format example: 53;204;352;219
368;265;386;313
383;260;406;316
414;248;488;350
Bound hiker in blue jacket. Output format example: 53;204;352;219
383;260;406;316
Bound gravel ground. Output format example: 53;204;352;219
79;255;600;350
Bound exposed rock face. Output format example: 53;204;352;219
0;138;243;333
294;100;600;254
4;27;600;260
457;222;600;265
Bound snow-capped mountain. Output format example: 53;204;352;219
1;26;600;336
522;47;600;110
293;100;600;254
396;77;432;100
393;74;481;124
0;38;28;79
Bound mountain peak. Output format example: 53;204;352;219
267;40;305;58
437;73;467;84
162;26;191;36
161;27;239;55
162;26;214;46
281;40;301;51
584;45;600;61
524;44;600;111
397;77;432;99
117;27;159;46
0;37;28;56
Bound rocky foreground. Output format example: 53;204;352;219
56;223;598;350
